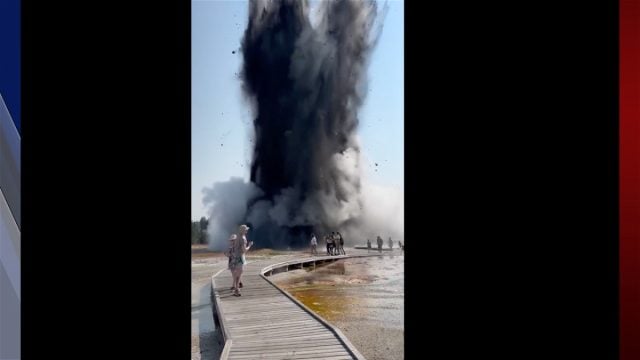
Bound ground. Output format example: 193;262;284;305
191;244;404;360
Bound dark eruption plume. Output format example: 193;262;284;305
203;0;387;251
236;0;383;249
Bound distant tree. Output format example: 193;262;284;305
198;217;209;244
191;222;200;244
199;217;208;231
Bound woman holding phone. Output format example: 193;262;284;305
229;224;253;296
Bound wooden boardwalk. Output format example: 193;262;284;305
211;254;374;360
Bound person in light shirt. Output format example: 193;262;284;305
310;233;318;255
229;224;253;296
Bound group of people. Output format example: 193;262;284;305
225;224;253;297
367;236;404;253
224;225;403;297
310;232;345;256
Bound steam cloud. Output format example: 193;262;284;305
204;0;403;250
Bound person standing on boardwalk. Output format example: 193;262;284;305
377;236;383;253
324;235;330;255
226;234;243;289
388;237;393;250
229;224;253;296
310;233;318;255
337;232;345;255
367;239;372;253
327;232;336;255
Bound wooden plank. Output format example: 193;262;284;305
230;343;347;354
232;339;342;351
222;307;303;316
223;308;303;316
226;314;310;323
232;338;339;347
229;324;325;338
222;304;305;317
230;325;329;336
227;319;318;329
231;333;337;345
225;313;309;322
228;350;351;359
228;317;314;326
230;341;344;351
222;303;295;310
228;321;325;330
229;325;335;339
227;320;316;329
232;351;353;360
220;339;233;360
230;328;330;339
221;300;297;307
221;295;291;303
228;349;351;357
221;288;280;293
225;309;308;316
225;323;324;335
231;346;347;355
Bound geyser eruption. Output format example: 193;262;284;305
241;0;381;248
206;0;399;250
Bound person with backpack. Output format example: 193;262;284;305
225;234;242;290
229;224;253;296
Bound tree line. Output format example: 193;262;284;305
191;216;209;244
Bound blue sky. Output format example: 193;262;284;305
192;0;404;220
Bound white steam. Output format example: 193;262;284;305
202;150;404;249
202;177;263;251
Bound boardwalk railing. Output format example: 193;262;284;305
260;255;349;277
210;267;233;358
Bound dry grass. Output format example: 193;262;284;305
191;244;224;259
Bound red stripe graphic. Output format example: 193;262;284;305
620;0;640;359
